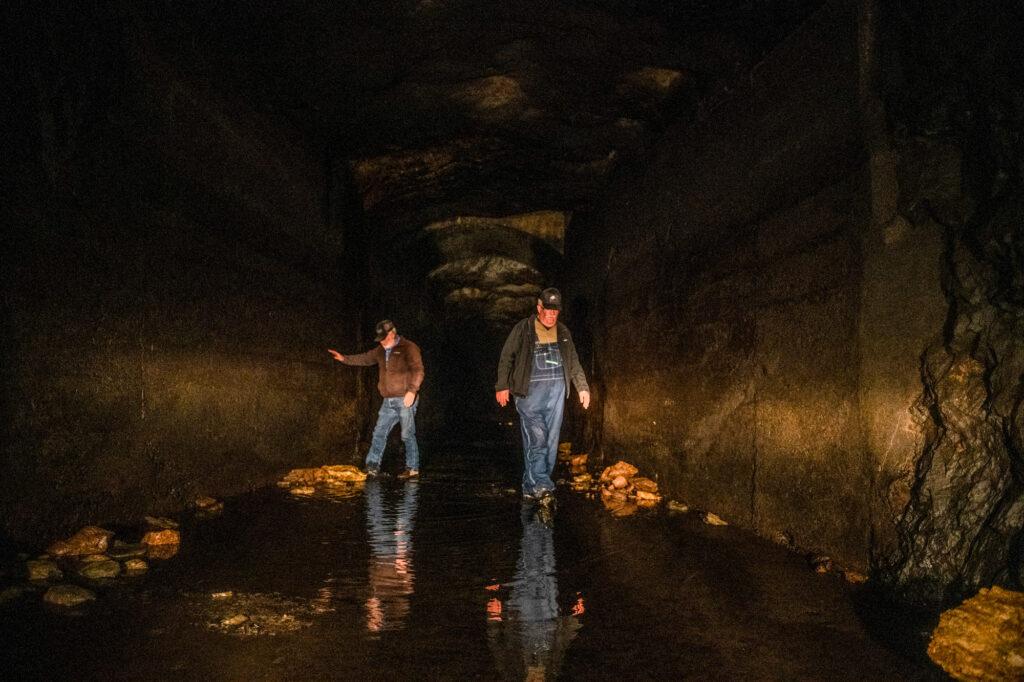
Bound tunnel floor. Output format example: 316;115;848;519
4;442;940;680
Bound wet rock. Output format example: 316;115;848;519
211;591;234;600
320;465;367;483
289;486;316;496
702;512;728;526
600;461;639;483
842;570;868;585
632;477;658;494
221;614;249;628
570;454;588;468
635;490;661;506
77;558;121;580
571;473;593;490
927;586;1024;681
26;559;63;582
194;496;224;516
142;529;180;546
557;443;573;461
611;475;629;490
107;541;148;560
146;544;179;560
810;555;833;574
666;500;690;514
145;516;179;530
44;584;96;607
123;558;148;575
46;526;114;557
195;591;314;637
279;468;323;487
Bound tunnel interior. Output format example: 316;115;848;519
3;0;1023;615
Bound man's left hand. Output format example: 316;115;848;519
403;391;416;407
579;390;591;410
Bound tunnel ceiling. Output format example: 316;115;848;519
137;0;822;327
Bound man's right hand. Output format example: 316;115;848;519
327;349;345;362
495;389;510;407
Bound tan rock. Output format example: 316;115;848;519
570;454;588;467
78;558;121;580
928;586;1024;681
557;442;573;461
79;553;109;563
142;529;180;546
572;473;592;485
44;584;96;607
195;495;220;510
635;490;661;504
47;526;114;557
703;512;728;526
289;486;316;496
612;475;629;490
26;559;63;582
600;461;639;482
145;515;179;530
123;558;148;574
843;570;869;585
632;477;658;494
146;543;179;560
280;468;323;486
666;500;689;513
221;614;249;627
810;555;833;573
320;464;367;482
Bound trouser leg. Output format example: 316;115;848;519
398;398;419;470
365;399;400;471
515;379;565;496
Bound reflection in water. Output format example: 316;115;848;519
364;479;418;634
489;503;582;681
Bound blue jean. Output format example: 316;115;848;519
514;378;565;497
365;396;419;471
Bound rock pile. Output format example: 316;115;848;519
278;464;368;498
14;498;222;609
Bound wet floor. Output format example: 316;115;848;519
3;443;940;680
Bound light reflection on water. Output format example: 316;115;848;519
364;479;418;635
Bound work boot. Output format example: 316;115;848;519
538;491;556;510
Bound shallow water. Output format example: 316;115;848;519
3;443;939;680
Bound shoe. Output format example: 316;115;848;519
538;491;556;509
398;469;419;479
365;468;380;478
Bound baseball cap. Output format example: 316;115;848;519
374;319;395;342
539;287;561;310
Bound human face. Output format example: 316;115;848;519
379;329;397;348
536;301;559;328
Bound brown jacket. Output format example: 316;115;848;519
344;337;424;398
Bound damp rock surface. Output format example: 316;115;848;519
927;586;1024;681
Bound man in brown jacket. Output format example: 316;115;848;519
328;319;425;477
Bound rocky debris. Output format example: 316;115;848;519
842;570;868;585
772;530;794;548
194;591;316;637
77;557;121;580
43;584;96;607
194;496;224;516
928;586;1024;681
557;442;573;461
46;526;114;557
278;465;368;499
142;529;180;546
144;516;179;530
570;454;588;468
123;558;148;575
26;559;63;582
666;500;690;514
599;461;639;483
809;555;833;574
702;512;728;526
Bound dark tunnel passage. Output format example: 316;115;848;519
3;0;1023;678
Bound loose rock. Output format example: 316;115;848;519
194;496;224;515
142;529;180;546
810;555;833;573
26;559;63;582
78;558;121;580
320;465;367;483
145;516;179;530
612;475;629;490
46;526;114;557
570;454;588;467
289;486;316;496
843;570;868;585
44;584;96;607
703;512;728;526
928;586;1024;681
632;477;658;494
123;558;148;574
600;460;639;483
666;500;690;513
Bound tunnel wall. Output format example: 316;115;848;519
2;6;368;543
567;1;947;572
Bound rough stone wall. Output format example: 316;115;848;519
1;5;368;542
568;0;1022;598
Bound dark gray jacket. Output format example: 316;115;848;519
495;316;589;399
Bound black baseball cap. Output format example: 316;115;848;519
374;319;395;342
539;287;561;310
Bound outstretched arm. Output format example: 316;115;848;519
327;348;378;366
